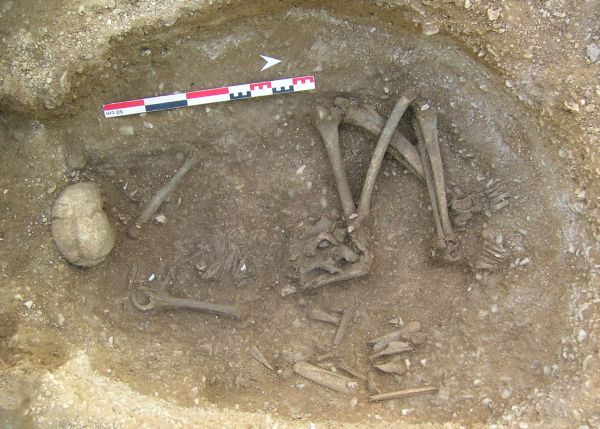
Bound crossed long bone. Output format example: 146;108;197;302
292;90;416;289
333;94;459;263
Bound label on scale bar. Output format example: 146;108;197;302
102;75;316;118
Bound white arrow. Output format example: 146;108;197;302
260;54;282;71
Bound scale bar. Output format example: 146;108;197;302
103;75;316;118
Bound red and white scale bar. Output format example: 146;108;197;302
103;75;315;118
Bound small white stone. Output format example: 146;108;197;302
501;388;512;399
473;378;483;387
401;408;414;416
422;22;440;36
56;313;65;326
319;195;328;208
383;86;390;94
296;165;306;175
587;43;600;63
24;300;33;310
491;303;499;313
107;336;114;347
119;125;135;136
349;213;358;220
420;104;430;111
520;257;530;266
280;284;297;297
154;214;167;224
143;121;154;129
487;7;501;21
577;329;588;343
464;0;472;9
347;225;355;233
518;422;529;429
148;273;155;282
564;100;580;113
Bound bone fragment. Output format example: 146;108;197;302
309;308;341;325
367;370;381;394
337;364;367;382
374;357;407;375
316;351;336;362
250;345;274;371
369;341;412;360
369;386;438;401
128;156;198;238
333;309;351;347
293;361;357;394
368;321;421;347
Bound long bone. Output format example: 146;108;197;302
413;108;460;262
131;271;242;319
315;106;356;219
302;92;415;288
334;97;424;180
356;89;417;222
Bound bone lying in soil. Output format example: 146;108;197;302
334;96;424;179
369;386;439;402
128;156;198;239
413;107;459;262
131;272;243;319
293;361;359;394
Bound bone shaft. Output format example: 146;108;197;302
368;330;402;345
293;361;354;394
309;308;341;325
318;123;356;219
369;386;438;401
369;347;412;360
165;296;242;319
358;92;415;220
414;118;445;242
333;309;351;346
316;351;336;362
368;322;420;344
416;110;453;238
338;364;367;381
129;157;198;236
342;104;424;179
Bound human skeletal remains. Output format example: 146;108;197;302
292;89;511;289
291;90;417;289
